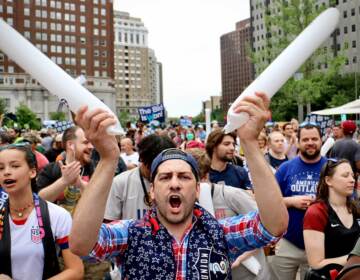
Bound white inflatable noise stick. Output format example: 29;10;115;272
0;19;124;135
224;8;340;133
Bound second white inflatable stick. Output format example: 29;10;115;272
224;8;340;133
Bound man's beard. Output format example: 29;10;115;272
300;148;320;160
219;154;233;162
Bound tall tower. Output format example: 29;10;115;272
220;19;254;112
0;0;116;119
113;11;162;119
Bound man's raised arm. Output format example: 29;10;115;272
69;107;120;256
234;92;288;236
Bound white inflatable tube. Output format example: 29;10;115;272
199;182;215;217
224;8;340;133
0;19;124;135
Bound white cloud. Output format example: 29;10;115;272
114;0;250;117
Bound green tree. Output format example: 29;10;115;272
49;111;66;121
252;0;344;121
192;112;205;124
118;110;131;128
211;108;225;122
0;98;7;116
15;103;41;130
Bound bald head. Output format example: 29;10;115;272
120;137;134;155
268;131;285;155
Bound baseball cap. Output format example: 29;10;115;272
341;120;357;135
150;148;200;182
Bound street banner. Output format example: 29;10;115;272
138;103;165;123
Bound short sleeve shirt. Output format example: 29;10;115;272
304;201;360;258
209;164;252;190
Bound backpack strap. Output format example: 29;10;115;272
0;201;12;277
39;198;60;279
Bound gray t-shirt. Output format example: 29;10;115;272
104;167;150;221
209;183;275;280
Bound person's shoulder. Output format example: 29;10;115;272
307;201;328;213
228;163;246;173
304;201;328;229
113;167;139;184
277;156;298;171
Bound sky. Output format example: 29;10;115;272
114;0;250;117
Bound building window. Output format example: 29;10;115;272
352;24;356;32
7;6;13;14
343;11;347;18
24;31;30;39
344;26;348;34
24;8;30;16
351;8;355;16
353;41;356;48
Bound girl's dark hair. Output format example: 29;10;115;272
0;144;38;193
316;159;359;215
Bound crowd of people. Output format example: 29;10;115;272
0;93;359;280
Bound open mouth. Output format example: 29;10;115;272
3;179;16;187
169;195;182;208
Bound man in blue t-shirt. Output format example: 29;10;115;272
271;122;327;280
206;129;252;191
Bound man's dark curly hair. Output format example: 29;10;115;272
138;134;176;167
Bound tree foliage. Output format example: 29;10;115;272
251;0;346;121
15;103;41;130
49;111;66;121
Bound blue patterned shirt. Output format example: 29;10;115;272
87;208;279;279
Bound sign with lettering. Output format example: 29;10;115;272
138;103;165;123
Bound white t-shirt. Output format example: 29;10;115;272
104;167;150;220
9;201;72;280
120;152;139;167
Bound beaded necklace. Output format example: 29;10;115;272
0;193;44;240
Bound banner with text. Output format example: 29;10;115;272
138;103;165;123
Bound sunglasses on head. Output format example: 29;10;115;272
323;158;341;175
0;142;31;151
299;121;320;128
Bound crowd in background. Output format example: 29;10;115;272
0;114;360;280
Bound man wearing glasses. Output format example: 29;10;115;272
271;122;327;280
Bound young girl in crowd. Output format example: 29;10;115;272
303;159;360;276
0;144;83;280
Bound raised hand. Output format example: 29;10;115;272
58;160;82;186
233;92;271;142
74;106;120;161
